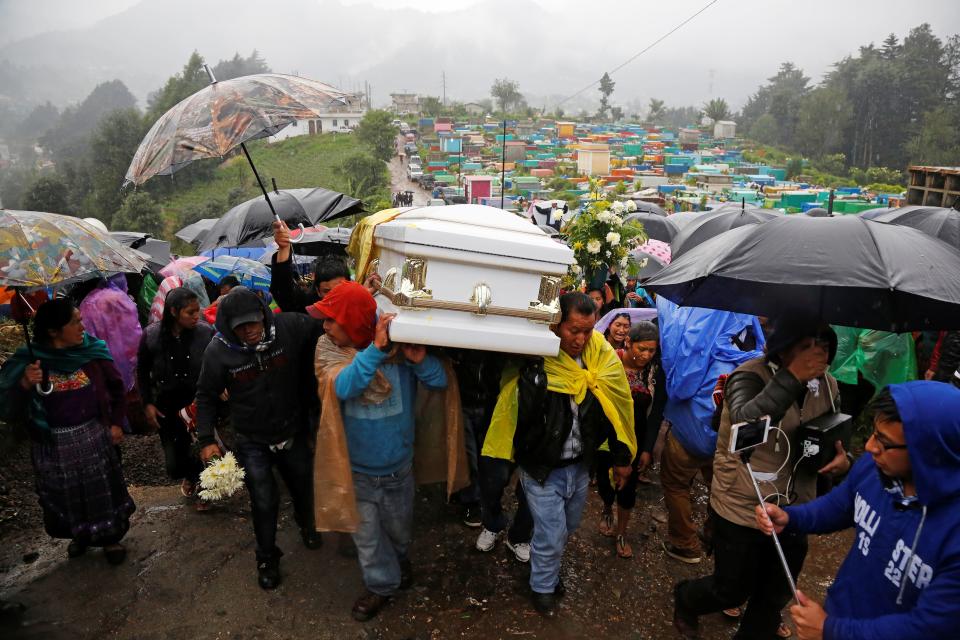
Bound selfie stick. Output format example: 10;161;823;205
741;453;800;605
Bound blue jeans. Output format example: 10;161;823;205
520;462;590;594
232;432;314;562
352;464;415;596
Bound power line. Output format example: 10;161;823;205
555;0;719;109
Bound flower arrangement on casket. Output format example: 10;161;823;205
198;452;246;501
562;191;647;287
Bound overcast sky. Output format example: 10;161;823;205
2;0;958;110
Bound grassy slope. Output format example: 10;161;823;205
156;133;363;232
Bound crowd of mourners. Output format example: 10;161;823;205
2;219;960;640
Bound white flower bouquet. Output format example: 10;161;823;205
562;195;647;288
198;452;246;501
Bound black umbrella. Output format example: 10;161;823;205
871;205;960;248
175;218;218;245
627;199;667;216
644;215;960;331
109;231;172;272
858;207;895;220
198;187;362;252
670;205;780;258
261;226;354;259
623;212;680;242
630;248;667;278
804;207;832;217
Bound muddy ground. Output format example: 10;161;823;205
0;430;852;640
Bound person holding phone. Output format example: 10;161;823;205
673;316;852;640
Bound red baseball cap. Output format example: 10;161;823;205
307;280;377;348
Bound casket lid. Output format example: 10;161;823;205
375;204;573;265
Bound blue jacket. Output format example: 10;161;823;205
784;381;960;640
657;297;765;458
335;344;447;476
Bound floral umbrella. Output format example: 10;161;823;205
124;72;353;185
193;256;271;292
0;209;147;291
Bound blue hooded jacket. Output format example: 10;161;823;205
783;381;960;640
657;297;765;458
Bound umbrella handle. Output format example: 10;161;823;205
289;223;306;244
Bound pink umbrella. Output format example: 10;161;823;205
160;255;209;277
637;239;672;264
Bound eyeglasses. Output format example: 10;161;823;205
869;430;907;452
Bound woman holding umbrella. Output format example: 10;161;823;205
0;298;135;564
137;287;215;509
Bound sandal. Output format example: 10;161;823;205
615;535;633;558
180;479;196;498
777;621;793;638
722;606;742;619
598;510;615;537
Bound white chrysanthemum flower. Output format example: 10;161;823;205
571;264;582;275
606;232;621;246
199;452;246;502
596;210;612;223
610;215;623;226
625;200;638;212
586;239;602;254
611;201;625;214
620;255;630;269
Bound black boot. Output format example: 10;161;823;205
300;528;323;550
256;548;283;590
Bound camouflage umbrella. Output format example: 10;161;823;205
124;67;355;234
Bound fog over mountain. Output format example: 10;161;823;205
1;0;958;114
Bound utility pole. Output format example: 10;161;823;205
442;71;446;107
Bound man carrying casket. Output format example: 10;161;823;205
308;281;464;622
484;292;637;616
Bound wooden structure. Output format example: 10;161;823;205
907;166;960;207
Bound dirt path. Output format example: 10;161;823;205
1;442;852;640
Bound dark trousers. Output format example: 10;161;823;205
595;449;638;510
233;432;314;562
478;455;533;544
157;411;203;483
677;514;808;640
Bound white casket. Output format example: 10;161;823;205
370;204;574;356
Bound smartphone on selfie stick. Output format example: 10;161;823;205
729;415;800;605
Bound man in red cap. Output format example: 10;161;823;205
309;281;447;621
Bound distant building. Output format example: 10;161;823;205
269;91;367;142
463;102;486;116
577;142;611;176
391;93;420;115
713;120;737;139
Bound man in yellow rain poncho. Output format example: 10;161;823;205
483;292;637;617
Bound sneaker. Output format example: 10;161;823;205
475;527;502;552
257;559;281;590
505;539;531;563
663;541;702;564
463;505;482;528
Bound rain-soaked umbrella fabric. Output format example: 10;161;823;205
631;239;672;279
643;215;960;332
871;205;960;249
193;256;271;292
623;212;679;242
198;188;362;252
125;74;351;185
109;232;172;272
627;200;667;216
0;210;147;290
160;256;210;278
664;211;706;229
859;207;895;220
670;206;780;258
804;207;831;217
175;218;218;245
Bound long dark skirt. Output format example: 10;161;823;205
31;418;136;545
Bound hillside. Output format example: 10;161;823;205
155;132;366;238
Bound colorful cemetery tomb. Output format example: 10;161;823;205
576;142;611;176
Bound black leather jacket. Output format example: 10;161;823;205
514;358;633;483
725;364;806;425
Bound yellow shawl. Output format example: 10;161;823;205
481;331;636;462
312;346;469;532
347;207;407;281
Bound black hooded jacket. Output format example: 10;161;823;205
195;287;322;447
